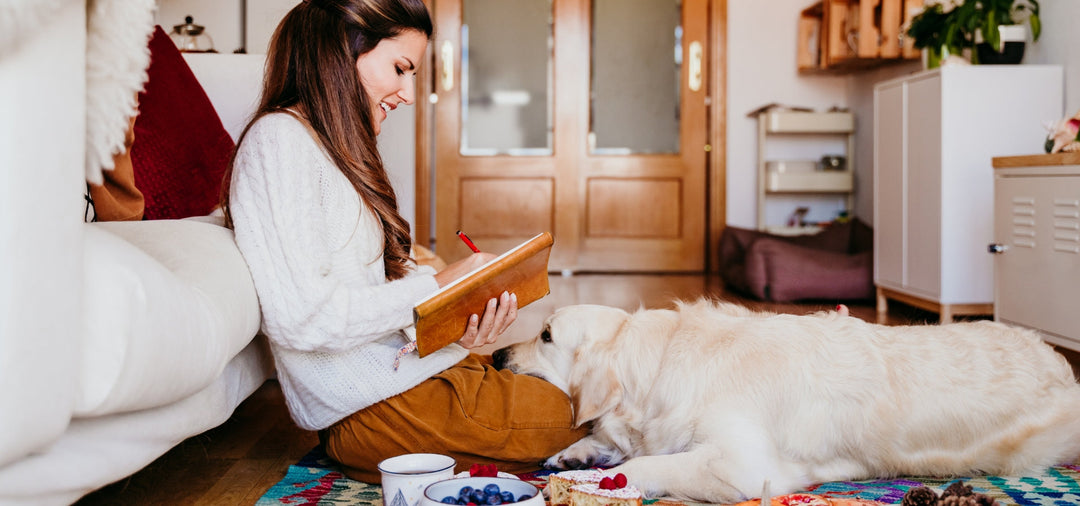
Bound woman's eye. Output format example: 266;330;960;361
540;329;552;343
395;66;405;76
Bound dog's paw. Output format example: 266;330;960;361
544;438;622;470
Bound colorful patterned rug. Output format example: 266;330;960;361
257;446;1080;506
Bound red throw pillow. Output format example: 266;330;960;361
130;26;234;220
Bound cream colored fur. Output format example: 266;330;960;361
85;0;156;184
494;300;1080;503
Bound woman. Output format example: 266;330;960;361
223;0;587;482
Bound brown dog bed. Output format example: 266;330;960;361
718;220;874;302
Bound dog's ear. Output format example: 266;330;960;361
568;352;622;428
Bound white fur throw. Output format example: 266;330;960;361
85;0;156;184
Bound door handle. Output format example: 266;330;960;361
988;243;1007;254
688;41;703;92
440;40;454;92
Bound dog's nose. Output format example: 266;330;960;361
492;348;510;370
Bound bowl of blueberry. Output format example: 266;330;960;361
422;477;542;506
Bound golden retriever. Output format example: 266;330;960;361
491;300;1080;503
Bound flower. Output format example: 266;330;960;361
1045;110;1080;154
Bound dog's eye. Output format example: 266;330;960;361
541;329;552;343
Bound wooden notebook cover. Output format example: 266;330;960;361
413;232;553;357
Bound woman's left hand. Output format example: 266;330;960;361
458;291;518;349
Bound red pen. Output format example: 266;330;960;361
456;230;481;253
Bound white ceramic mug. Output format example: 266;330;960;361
379;453;456;506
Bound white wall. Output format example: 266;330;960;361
726;0;852;229
1024;0;1080;114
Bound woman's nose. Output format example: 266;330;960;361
398;79;416;105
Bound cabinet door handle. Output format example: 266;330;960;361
988;243;1008;254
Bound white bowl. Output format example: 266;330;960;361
422;476;543;506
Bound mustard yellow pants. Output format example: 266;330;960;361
321;354;589;483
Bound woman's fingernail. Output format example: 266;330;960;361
511;293;517;302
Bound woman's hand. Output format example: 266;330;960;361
458;291;518;349
434;252;495;288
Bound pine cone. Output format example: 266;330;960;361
940;496;978;506
902;486;940;506
943;481;974;498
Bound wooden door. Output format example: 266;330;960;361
431;0;708;272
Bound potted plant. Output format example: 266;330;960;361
973;0;1040;64
906;0;1040;67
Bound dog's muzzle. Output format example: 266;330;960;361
491;347;511;370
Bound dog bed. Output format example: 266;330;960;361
718;220;874;302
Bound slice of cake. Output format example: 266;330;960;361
545;470;610;506
569;482;644;506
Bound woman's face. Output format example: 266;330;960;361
355;29;428;135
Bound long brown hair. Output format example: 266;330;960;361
222;0;432;281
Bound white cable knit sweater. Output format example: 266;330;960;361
229;112;468;430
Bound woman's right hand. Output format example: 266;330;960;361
433;252;496;288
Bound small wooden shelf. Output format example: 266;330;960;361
992;152;1080;168
763;111;854;133
756;110;855;230
798;0;923;74
766;170;853;193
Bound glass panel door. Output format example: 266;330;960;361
461;0;553;156
590;0;682;155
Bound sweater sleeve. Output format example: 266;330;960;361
229;114;439;352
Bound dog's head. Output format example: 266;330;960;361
492;304;632;427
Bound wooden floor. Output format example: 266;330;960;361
75;273;1080;505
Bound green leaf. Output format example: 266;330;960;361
1030;13;1041;41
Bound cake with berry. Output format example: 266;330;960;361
545;470;611;506
568;473;643;506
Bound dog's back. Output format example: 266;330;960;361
650;301;1080;487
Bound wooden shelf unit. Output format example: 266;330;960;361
798;0;923;74
756;110;855;232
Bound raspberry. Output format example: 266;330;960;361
613;473;628;488
599;477;616;490
469;464;482;477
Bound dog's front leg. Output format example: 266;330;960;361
608;450;747;503
545;435;626;470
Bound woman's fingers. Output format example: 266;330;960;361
495;292;517;336
456;292;518;348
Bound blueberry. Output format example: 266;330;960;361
470;490;488;503
458;487;474;500
483;484;501;496
485;494;502;505
500;491;515;503
456;499;468;505
441;497;458;504
517;495;532;502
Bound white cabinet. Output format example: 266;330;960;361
756;111;855;233
992;153;1080;351
872;66;1063;321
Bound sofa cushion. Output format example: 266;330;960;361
77;218;260;416
129;26;234;220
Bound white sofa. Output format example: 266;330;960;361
0;3;273;504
